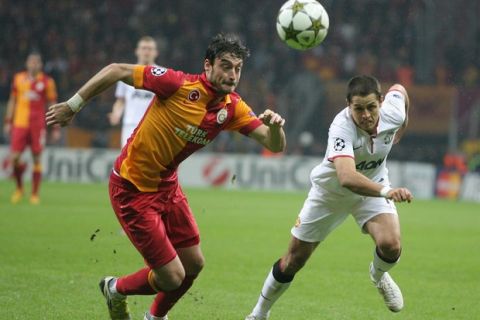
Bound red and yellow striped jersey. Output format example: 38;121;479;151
11;71;57;128
114;65;262;192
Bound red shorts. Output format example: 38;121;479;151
10;126;45;154
108;171;200;269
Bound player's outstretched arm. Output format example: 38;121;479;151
46;63;136;127
334;156;413;202
390;84;411;144
249;109;286;153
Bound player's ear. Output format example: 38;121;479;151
204;59;213;74
135;46;141;59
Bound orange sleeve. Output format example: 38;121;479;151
225;99;263;135
133;65;184;99
132;65;145;89
46;78;57;102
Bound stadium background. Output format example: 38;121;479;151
1;1;480;319
2;0;479;199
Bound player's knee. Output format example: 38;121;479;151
153;268;185;291
186;255;205;275
378;238;402;260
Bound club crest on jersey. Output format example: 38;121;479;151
35;81;44;91
333;138;346;151
188;89;200;102
151;67;167;77
384;131;394;144
216;108;228;124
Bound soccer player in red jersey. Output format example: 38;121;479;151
3;52;58;204
46;34;286;320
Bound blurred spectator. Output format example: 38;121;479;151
1;0;479;159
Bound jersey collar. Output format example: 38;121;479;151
26;71;43;81
200;72;232;110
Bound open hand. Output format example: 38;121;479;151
46;103;76;127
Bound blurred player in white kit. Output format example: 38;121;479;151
246;75;413;320
109;36;158;147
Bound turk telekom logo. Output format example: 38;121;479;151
202;157;230;186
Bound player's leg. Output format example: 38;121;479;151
10;152;25;202
30;153;42;204
363;212;404;312
111;202;186;295
147;188;203;319
247;237;319;320
101;257;184;320
9;127;28;203
364;212;402;278
148;245;204;319
102;173;187;320
247;187;349;319
115;256;186;295
29;127;45;204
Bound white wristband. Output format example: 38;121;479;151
66;93;86;113
380;186;392;198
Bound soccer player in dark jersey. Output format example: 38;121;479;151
46;34;286;320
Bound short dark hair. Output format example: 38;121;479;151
27;51;42;59
138;36;156;44
205;33;250;63
346;75;382;103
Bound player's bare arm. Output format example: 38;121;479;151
390;84;410;144
108;97;126;126
3;94;16;137
46;63;136;127
334;156;413;202
249;109;286;153
46;98;62;143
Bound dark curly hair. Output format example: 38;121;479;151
205;33;250;63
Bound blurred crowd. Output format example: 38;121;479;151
1;0;479;161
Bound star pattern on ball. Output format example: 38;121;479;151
291;0;305;15
311;16;325;33
276;0;329;50
283;23;300;41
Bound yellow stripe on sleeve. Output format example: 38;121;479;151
133;65;145;89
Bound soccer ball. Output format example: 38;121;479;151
276;0;329;50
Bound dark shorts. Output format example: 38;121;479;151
11;126;45;154
108;171;200;269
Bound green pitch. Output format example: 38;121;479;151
0;180;479;319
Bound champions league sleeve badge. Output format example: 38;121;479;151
333;138;346;151
384;131;394;144
216;108;228;124
151;66;167;76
